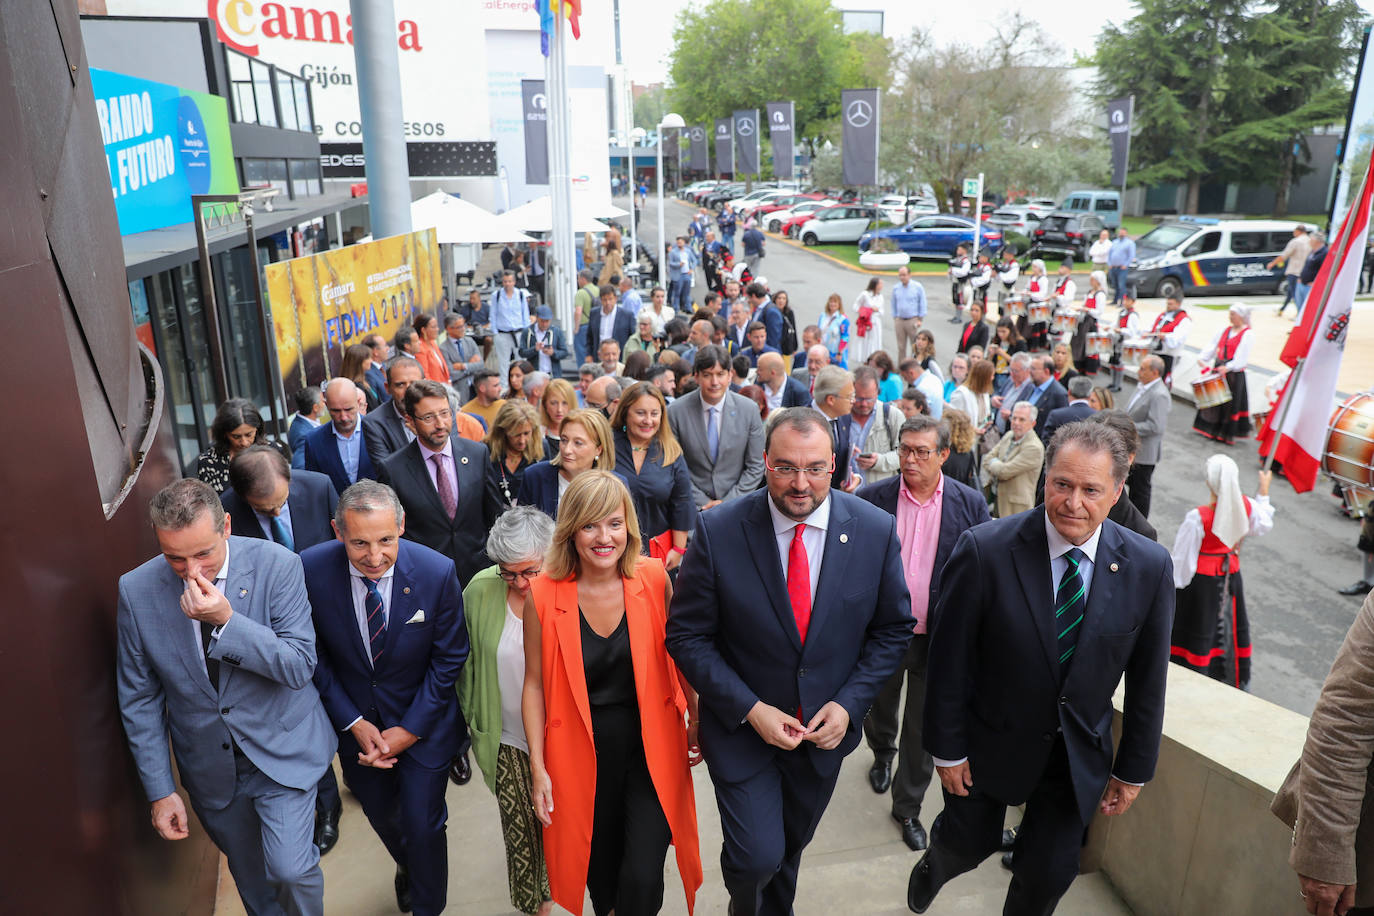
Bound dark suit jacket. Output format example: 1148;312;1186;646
302;422;377;496
361;399;413;470
665;489;913;783
958;320;991;354
518;325;571;379
1042;401;1096;448
288;415;317;469
856;474;991;624
924;508;1174;824
752;302;783;351
582;307;634;355
379;438;500;588
365;366;389;402
222;469;338;552
779;375;811;408
301;540;469;769
516;460;629;519
1109;491;1157;542
1028;380;1069;440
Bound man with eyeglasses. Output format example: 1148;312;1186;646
856;416;991;852
810;364;861;493
848;366;907;486
378;379;501;789
667;406;912;916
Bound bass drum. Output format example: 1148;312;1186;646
1325;393;1374;499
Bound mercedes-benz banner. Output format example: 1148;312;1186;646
841;88;880;186
715;118;734;176
733;108;760;176
689;125;709;171
766;101;795;180
521;79;548;185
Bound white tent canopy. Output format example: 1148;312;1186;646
499;195;626;234
410;190;534;244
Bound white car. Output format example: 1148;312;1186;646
985;206;1043;234
766;199;837;233
726;187;788;212
877;196;939;225
799;205;878;245
1025;198;1058;216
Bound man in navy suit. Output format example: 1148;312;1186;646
1024;354;1069;441
582;283;634;360
302;480;469;916
857;415;991;852
908;421;1174;915
289;386;324;469
223;445;345;854
747;281;784;351
754;352;810;412
667;407;913;916
362;356;424;470
1041;376;1097;447
303;378;376;496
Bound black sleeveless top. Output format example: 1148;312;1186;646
580;610;637;709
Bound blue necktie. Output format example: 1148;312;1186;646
1056;548;1088;670
270;514;294;553
364;578;386;666
707;406;720;462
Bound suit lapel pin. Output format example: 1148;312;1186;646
1110;563;1119;573
460;456;468;464
839;533;848;544
403;586;411;595
238;587;248;598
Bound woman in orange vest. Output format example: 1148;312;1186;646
1169;455;1275;690
522;470;703;915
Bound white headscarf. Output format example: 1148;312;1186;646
1091;270;1107;289
1205;454;1248;549
1228;303;1252;326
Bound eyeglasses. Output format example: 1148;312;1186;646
764;457;834;479
497;566;542;583
852;395;877;405
898;445;941;460
413;408;452;425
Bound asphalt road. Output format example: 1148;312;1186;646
633;194;1360;717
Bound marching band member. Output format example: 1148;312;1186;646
1106;290;1142;392
1192;304;1254;445
969;250;994;308
1024;259;1051;351
1052;261;1077;309
948;243;973;324
996;247;1020;315
1150;293;1193;385
1070;270;1108;375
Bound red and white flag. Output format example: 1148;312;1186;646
1258;158;1374;492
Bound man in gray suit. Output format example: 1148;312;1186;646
668;344;765;509
792;343;830;392
116;479;334;916
1125;354;1171;519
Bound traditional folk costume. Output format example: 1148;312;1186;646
1107;301;1142;392
969;257;994;307
995;255;1020;316
1069;275;1107;375
1169;455;1274;690
1150;305;1192;386
1192;306;1254;444
948;252;972;322
1024;265;1051;351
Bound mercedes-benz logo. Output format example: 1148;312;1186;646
690;127;704;141
1111;109;1125;124
531;93;547;110
846;99;873;128
737;117;755;137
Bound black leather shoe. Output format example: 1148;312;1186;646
395;865;412;913
1000;826;1017;851
314;803;341;856
893;814;927;851
1001;850;1015;870
448;752;472;786
1339;580;1371;596
869;759;893;794
907;855;940;913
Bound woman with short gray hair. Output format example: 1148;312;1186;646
455;505;556;915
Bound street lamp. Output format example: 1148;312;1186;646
656;111;685;287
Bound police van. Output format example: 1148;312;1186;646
1127;217;1314;299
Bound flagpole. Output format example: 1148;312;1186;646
547;4;576;333
1261;158;1371;473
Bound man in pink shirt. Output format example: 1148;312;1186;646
857;415;991;851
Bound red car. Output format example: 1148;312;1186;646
748;192;826;220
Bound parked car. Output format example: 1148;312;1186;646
1025;198;1059;216
985;206;1043;234
1030;211;1108;261
799;205;879;245
772;200;839;235
726;187;788;212
858;215;1004;258
678;180;718;200
877;196;940;225
684;181;727;204
1058;190;1122;229
1127;217;1311;298
749;192;825;220
704;183;748;209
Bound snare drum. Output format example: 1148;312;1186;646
1004;294;1028;317
1028;302;1051;325
1052;311;1081;335
1324;392;1374;491
1191;373;1232;409
1122;339;1153;367
1086;333;1114;359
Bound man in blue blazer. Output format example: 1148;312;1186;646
908;420;1174;915
222;445;345;853
856;415;991;852
116;479;334;916
288;386;324;469
1025;354;1070;441
667;407;913;916
303;378;376;496
1041;376;1097;447
754;352;810;410
581;283;634;359
302;480;469;916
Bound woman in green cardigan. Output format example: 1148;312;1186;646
456;505;556;916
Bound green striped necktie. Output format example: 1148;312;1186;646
1056;547;1088;669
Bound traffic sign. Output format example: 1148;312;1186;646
963;178;980;198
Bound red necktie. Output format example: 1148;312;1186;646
787;524;812;643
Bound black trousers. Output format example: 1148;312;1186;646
713;749;841;916
1127;462;1155;519
917;739;1085;916
588;704;672;916
340;752;451;916
863;635;935;819
316;764;340;815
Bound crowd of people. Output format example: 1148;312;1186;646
120;217;1317;916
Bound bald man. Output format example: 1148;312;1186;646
302;377;377;496
755;352;811;412
582;375;623;420
792;344;832;391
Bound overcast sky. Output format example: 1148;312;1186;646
619;0;1374;83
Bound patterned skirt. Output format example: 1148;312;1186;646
1170;570;1251;690
496;743;552;914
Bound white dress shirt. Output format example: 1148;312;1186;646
1126;376;1160;412
348;563;395;666
194;543;233;675
767;493;830;601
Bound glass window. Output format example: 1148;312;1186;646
178;263;221;449
251;59;277;127
275;71;299;131
242;158;289;195
227;50;256;124
289;158;322;198
1095;198;1119;211
1183;232;1221;256
294;78;313;133
147;271;204;468
213;245;272;412
128;279;156;357
1268;231;1295;252
1230;231;1268;255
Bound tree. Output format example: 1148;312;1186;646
666;0;891;162
881;17;1092;211
633;85;667;133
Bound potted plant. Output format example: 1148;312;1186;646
859;236;911;269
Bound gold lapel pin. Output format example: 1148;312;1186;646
1110;563;1119;573
839;533;849;544
238;588;248;598
403;586;411;594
